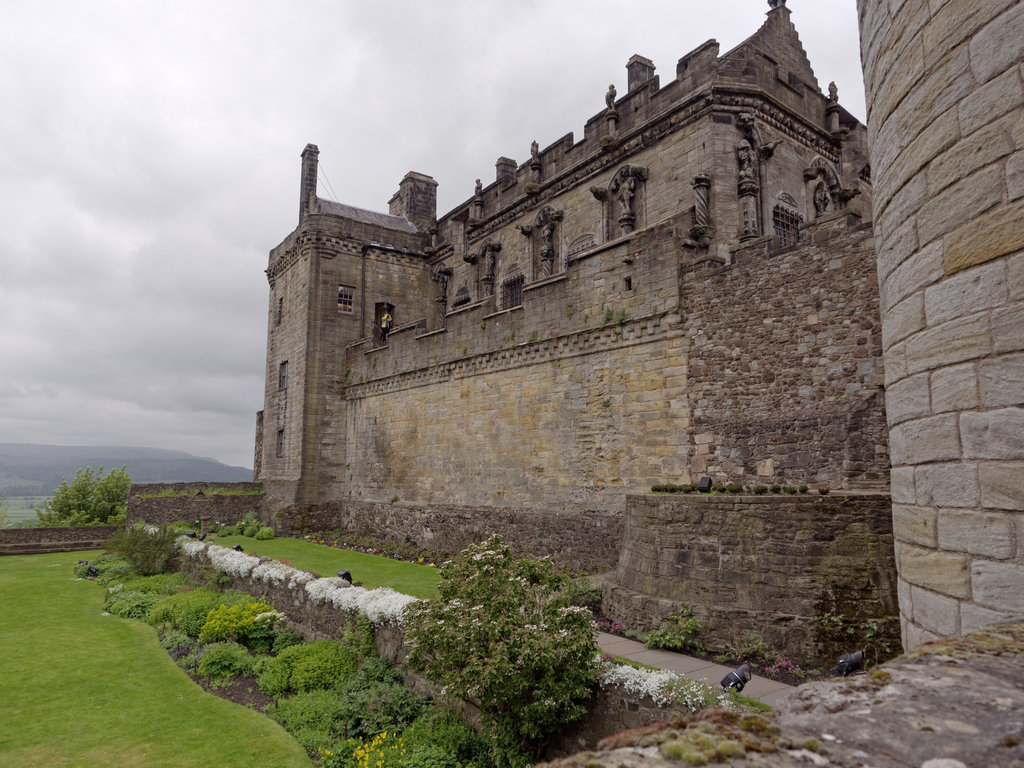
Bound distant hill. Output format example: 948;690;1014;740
0;443;253;496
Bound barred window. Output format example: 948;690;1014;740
337;284;355;314
501;274;524;309
773;204;801;247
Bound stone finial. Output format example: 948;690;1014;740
768;0;786;8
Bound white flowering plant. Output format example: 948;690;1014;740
597;658;728;710
404;535;597;765
304;578;418;626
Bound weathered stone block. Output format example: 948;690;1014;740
943;200;1024;276
892;413;961;465
882;293;926;349
882;240;944;312
961;407;1024;459
905;312;992;374
1010;252;1024;301
917;162;1005;248
979;351;1024;408
924;259;1007;326
898;544;972;598
887;470;913;510
893;504;937;547
1008;151;1024;202
885;341;909;385
958;45;1024;135
914;462;979;508
968;2;1024;84
971;560;1024;612
877;108;960;213
909;584;960;636
930;362;979;413
960;601;1012;633
978;461;1024;511
886;372;931;424
992;303;1024;353
937;509;1015;558
929;114;1015;197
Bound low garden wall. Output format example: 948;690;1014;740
273;500;623;573
602;493;900;666
127;482;265;527
0;525;120;556
176;539;718;758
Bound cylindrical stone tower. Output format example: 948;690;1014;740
857;1;1024;648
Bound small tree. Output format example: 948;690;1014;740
37;465;131;526
405;535;597;766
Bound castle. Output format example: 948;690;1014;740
256;0;1024;652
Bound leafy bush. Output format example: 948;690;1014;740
240;511;261;538
406;535;597;765
195;642;254;682
402;707;492;768
268;688;348;753
36;465;131;526
333;662;427;740
117;572;190;595
199;600;285;653
254;525;275;540
104;523;180;576
104;588;162;619
149;588;250;637
257;639;360;698
645;603;705;654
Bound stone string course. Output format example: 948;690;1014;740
858;0;1024;647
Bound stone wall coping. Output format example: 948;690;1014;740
633;491;891;503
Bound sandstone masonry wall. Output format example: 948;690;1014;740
858;0;1024;647
126;482;265;527
602;493;899;665
0;525;120;556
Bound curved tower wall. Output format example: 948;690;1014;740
857;1;1024;648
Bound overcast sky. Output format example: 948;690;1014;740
0;0;865;470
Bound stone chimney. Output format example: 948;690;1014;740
388;171;438;232
300;143;319;222
627;54;656;92
495;157;517;187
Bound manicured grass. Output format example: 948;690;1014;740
212;535;440;599
0;550;312;768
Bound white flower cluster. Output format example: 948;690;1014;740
304;578;420;626
598;661;728;710
203;545;259;577
178;538;207;558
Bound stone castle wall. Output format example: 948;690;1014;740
0;525;121;556
858;0;1024;647
603;492;899;666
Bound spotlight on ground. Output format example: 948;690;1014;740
721;663;751;692
87;566;99;578
337;570;353;584
198;533;207;541
185;531;197;538
232;544;244;552
698;476;713;492
830;650;865;677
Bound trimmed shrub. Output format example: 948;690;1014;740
104;523;180;576
257;639;360;698
148;588;250;637
196;642;254;682
198;600;278;647
254;526;275;540
104;588;162;619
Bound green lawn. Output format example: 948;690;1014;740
211;534;441;599
0;550;312;768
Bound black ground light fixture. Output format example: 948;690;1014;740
185;531;197;538
87;565;99;577
337;569;353;584
698;476;713;492
830;650;865;677
721;663;751;692
232;544;244;552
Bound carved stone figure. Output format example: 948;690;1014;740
605;83;617;110
431;264;453;324
480;240;502;296
530;140;540;164
814;180;831;215
612;166;636;217
737;140;755;181
474;178;482;198
827;81;839;104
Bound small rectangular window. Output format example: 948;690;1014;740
338;284;355;314
501;275;524;309
276;296;283;325
276;429;285;458
278;361;288;390
623;276;632;291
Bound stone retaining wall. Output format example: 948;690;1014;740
0;526;120;556
127;482;265;527
603;493;899;665
274;499;623;573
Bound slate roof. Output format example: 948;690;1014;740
316;198;419;233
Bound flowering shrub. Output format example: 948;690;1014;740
598;659;728;710
405;535;597;766
205;544;259;578
764;656;805;679
198;600;278;646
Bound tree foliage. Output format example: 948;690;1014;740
37;465;131;526
405;535;598;766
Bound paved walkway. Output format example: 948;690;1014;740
597;632;794;708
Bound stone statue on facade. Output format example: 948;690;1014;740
827;81;839;104
605;83;617;110
431;264;453;325
737;140;755;182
